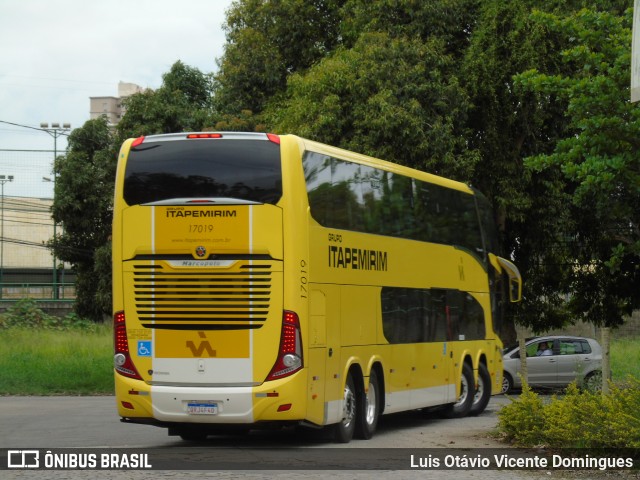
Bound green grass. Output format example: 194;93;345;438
610;337;640;382
0;325;113;395
0;323;638;395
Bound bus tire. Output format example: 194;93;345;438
469;363;491;416
443;363;474;418
355;369;380;440
333;373;357;443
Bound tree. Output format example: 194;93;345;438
51;117;116;321
116;61;215;139
214;0;345;117
460;0;587;337
516;4;637;391
340;0;479;58
266;32;479;179
516;4;639;330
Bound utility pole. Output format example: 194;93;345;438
40;123;71;300
0;174;14;300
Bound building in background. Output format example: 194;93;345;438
3;196;54;269
1;195;75;299
89;81;145;125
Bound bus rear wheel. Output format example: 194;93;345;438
356;369;380;440
333;373;356;443
444;363;474;418
469;363;491;416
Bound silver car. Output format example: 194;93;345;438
501;336;603;394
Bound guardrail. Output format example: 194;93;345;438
0;283;76;301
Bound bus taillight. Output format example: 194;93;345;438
266;311;303;381
113;311;143;380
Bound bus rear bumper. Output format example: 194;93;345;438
151;385;255;424
116;371;308;426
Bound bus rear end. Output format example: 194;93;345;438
112;132;304;437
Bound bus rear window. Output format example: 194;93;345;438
123;139;282;205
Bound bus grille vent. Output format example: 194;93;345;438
131;262;272;330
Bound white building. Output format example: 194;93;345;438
2;196;54;269
89;81;145;125
0;195;75;299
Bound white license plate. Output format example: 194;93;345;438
187;402;218;415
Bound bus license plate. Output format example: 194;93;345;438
187;402;218;415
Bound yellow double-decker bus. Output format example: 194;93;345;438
112;132;521;442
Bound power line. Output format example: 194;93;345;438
0;149;55;153
3;218;54;228
0;236;51;250
0;120;71;136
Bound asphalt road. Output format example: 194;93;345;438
0;395;632;479
0;395;510;449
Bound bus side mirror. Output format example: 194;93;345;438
489;254;522;303
508;276;522;303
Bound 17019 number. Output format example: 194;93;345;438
189;224;214;233
300;259;308;299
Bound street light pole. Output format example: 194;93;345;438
0;175;14;300
40;122;71;300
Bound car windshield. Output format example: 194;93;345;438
503;337;536;355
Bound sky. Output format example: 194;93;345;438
0;0;234;198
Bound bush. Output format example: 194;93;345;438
0;298;97;331
498;381;640;448
497;384;546;446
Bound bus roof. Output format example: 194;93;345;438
122;132;474;196
293;135;474;195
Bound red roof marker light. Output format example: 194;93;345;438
187;133;223;139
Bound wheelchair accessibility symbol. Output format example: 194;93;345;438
138;341;152;357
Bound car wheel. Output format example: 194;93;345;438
583;370;602;393
469;363;491;416
501;372;513;394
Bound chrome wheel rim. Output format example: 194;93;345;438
473;375;484;405
365;381;377;425
454;372;470;407
342;383;356;428
501;376;510;394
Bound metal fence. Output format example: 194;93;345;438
0;282;76;300
0;149;68;302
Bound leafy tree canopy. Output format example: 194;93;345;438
460;0;579;333
516;5;639;328
340;0;478;57
266;32;479;180
116;61;215;139
52;116;115;320
214;0;344;115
